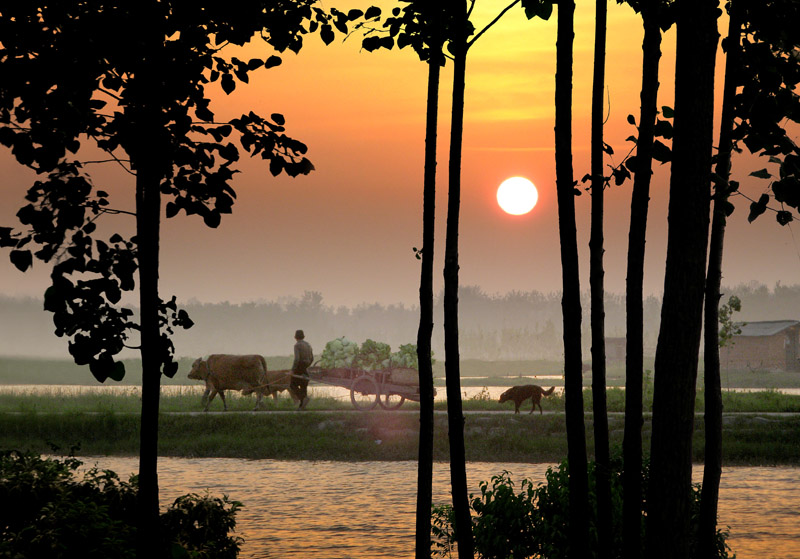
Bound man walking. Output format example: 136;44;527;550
291;329;313;410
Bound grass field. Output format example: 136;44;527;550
2;406;799;465
3;355;800;464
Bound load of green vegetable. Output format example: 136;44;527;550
318;337;359;368
318;339;433;371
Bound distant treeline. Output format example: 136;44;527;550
2;282;798;361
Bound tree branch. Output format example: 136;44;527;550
468;0;520;49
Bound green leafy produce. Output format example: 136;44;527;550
319;337;359;368
355;339;392;371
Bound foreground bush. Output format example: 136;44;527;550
0;450;243;558
432;457;734;559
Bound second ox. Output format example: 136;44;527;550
188;354;296;411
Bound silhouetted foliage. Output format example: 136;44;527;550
0;2;364;381
0;450;244;559
430;459;734;559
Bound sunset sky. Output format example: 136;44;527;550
2;1;798;308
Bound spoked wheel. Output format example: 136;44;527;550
350;375;379;411
378;392;406;410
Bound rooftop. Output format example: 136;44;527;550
734;320;800;337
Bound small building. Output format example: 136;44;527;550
719;320;800;372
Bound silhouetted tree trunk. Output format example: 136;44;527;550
646;1;719;557
623;4;663;558
133;104;164;559
589;0;612;556
130;14;167;554
416;21;443;559
555;1;589;557
443;2;473;557
700;2;742;556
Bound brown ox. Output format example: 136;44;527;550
188;354;275;411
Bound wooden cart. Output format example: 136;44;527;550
306;365;429;411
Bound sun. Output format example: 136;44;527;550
497;177;538;215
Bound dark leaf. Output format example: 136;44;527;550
362;36;384;52
748;193;770;223
271;113;286;126
661;106;674;118
203;210;221;228
196;105;215;122
365;6;381;19
165;201;179;219
264;55;282;69
163;360;179;378
777;211;793;225
108;360;126;382
627;114;636;125
654;119;673;139
749;168;772;179
723;200;735;217
221;73;236;95
602;142;614;155
270;157;283;176
10;250;32;272
320;24;335;45
652;140;672;163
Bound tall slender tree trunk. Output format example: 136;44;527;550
699;3;742;556
622;6;662;559
589;0;612;556
131;13;166;554
443;2;473;557
416;41;442;559
646;1;719;557
554;1;589;557
136;153;163;556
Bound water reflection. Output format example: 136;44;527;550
81;457;800;559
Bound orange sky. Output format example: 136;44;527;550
2;1;799;308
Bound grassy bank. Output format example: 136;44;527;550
2;409;799;465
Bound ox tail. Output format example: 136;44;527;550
543;386;556;396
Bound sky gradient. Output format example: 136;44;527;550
2;1;798;308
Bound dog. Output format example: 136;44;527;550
498;385;556;414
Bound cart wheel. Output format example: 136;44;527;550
378;393;406;410
350;375;379;411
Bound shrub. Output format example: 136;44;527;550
431;457;734;559
0;450;243;558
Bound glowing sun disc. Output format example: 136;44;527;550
497;177;538;215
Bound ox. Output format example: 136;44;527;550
188;354;294;411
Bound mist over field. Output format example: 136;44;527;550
3;282;799;362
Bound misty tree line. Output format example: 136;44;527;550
4;281;797;361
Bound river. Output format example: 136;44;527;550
80;457;800;559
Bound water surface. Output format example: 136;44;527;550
82;457;800;559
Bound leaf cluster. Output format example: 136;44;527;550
0;1;361;382
430;457;734;559
727;0;800;224
0;450;243;558
360;3;454;66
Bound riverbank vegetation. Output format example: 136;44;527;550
0;450;243;558
2;404;799;465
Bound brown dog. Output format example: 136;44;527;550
499;385;556;414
